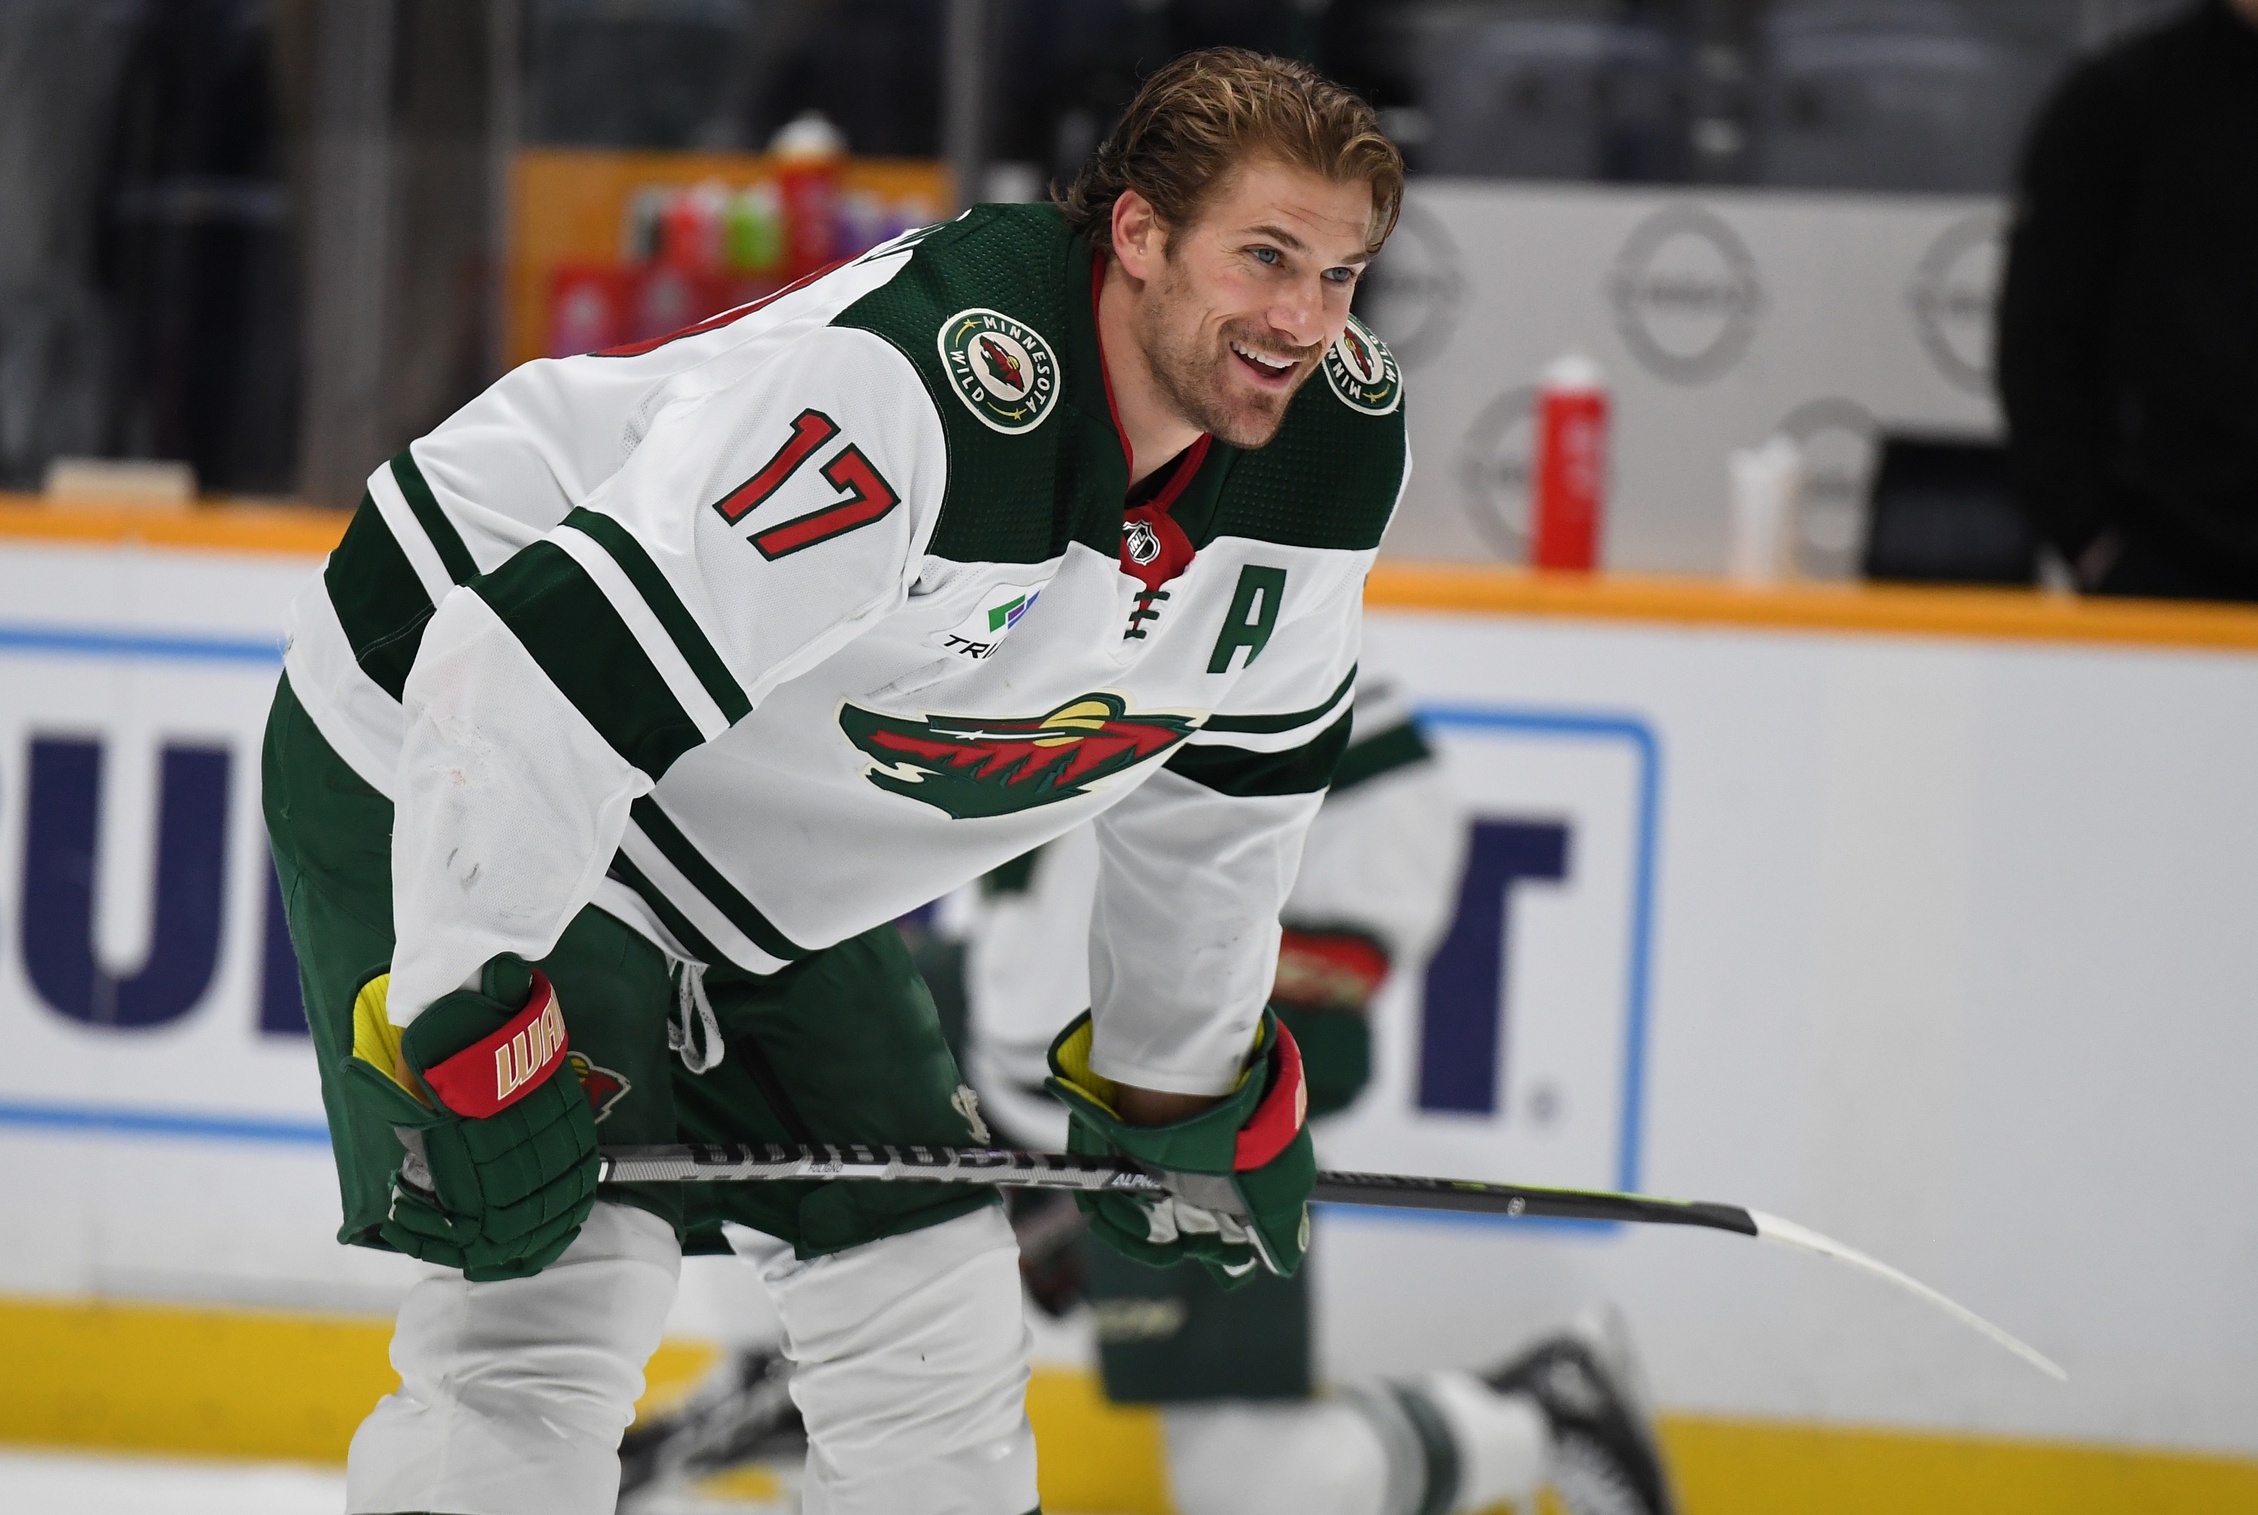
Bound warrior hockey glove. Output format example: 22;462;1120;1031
341;956;599;1281
1045;1008;1315;1287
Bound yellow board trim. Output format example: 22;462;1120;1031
1365;562;2258;653
6;1293;2255;1512
1658;1415;2258;1515
1;497;2255;653
0;1294;713;1466
0;495;349;557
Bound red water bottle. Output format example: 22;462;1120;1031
1531;352;1609;572
771;111;845;279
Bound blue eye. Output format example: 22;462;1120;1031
1323;267;1357;284
1251;246;1281;265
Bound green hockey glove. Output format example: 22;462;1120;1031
340;956;599;1282
1045;1008;1315;1288
1271;927;1390;1119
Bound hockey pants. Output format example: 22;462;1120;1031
348;1202;1037;1515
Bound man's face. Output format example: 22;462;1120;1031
1130;158;1375;449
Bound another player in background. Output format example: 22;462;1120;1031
621;682;1678;1515
962;679;1679;1515
267;50;1408;1515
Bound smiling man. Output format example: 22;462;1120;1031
264;47;1405;1515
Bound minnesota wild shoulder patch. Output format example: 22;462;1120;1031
1322;315;1402;416
938;308;1061;435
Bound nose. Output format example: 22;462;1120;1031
1267;275;1330;353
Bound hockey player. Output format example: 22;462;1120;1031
961;683;1679;1515
265;49;1406;1515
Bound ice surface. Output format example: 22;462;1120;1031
0;1448;347;1514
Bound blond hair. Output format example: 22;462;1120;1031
1058;49;1404;259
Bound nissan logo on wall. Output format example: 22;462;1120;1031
1360;198;1467;371
1909;211;2005;396
1608;204;1763;385
1456;386;1538;559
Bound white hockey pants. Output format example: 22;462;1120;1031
347;1200;1037;1515
727;1205;1038;1515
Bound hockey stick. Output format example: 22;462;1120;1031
598;1142;2064;1381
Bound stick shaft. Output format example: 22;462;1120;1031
595;1141;2059;1380
596;1142;1759;1236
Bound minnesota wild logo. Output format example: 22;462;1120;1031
938;308;1061;435
840;693;1199;817
566;1051;632;1123
1322;315;1402;416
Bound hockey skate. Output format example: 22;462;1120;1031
1487;1311;1677;1515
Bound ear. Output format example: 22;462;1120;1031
1110;189;1166;282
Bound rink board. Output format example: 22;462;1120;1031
1;516;2255;1497
1369;182;2009;577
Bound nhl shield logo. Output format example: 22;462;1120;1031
939;308;1061;435
1322;315;1402;416
1123;520;1162;565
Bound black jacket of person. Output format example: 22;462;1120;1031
1996;0;2258;597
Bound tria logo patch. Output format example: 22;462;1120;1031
938;308;1060;434
567;1051;632;1123
839;693;1200;818
930;582;1043;661
1322;315;1401;416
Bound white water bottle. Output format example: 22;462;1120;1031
1726;435;1802;585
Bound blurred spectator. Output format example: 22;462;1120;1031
1408;5;1692;182
0;0;302;496
103;0;300;495
0;1;140;489
1995;0;2258;600
1750;0;2044;193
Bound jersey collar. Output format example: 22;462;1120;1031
1065;237;1237;559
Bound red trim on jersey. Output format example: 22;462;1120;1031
595;260;848;358
1119;434;1210;594
1090;254;1134;478
419;971;570;1119
1234;1017;1308;1172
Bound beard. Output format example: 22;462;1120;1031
1133;260;1320;449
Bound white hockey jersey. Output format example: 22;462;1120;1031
281;204;1409;1097
960;676;1467;1148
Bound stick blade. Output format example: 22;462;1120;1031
1749;1211;2066;1382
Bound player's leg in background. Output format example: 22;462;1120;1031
1084;1240;1541;1515
672;924;1038;1515
1094;1246;1666;1515
265;676;690;1515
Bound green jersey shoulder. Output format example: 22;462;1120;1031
834;205;1095;567
1208;313;1406;555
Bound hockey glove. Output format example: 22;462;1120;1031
341;956;599;1281
1045;1008;1314;1288
1271;927;1389;1120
